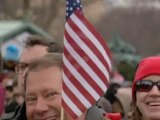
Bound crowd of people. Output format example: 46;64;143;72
0;35;160;120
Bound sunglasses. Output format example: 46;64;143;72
136;80;160;92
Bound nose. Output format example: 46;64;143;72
35;97;49;114
148;85;160;96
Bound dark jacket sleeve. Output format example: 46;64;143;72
1;103;27;120
86;105;106;120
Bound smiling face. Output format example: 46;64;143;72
136;75;160;120
25;66;62;120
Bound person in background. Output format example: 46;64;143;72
1;35;62;120
13;84;24;106
132;56;160;120
106;84;132;120
4;85;18;113
0;83;5;117
0;51;5;116
113;87;132;119
2;72;18;113
16;35;63;95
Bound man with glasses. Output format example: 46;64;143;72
15;35;62;95
1;35;62;120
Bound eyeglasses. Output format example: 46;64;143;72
136;80;160;92
15;63;28;74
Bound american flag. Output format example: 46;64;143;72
62;0;112;119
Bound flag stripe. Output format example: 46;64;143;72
70;12;112;71
77;11;112;63
63;54;100;100
67;14;111;77
62;100;78;119
63;83;86;112
62;91;82;117
63;71;91;108
65;19;110;77
67;17;110;84
64;32;108;92
63;65;97;105
64;36;107;92
66;24;109;84
65;22;110;85
64;48;104;95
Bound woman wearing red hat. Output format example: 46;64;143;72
132;56;160;120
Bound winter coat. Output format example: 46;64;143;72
1;103;27;120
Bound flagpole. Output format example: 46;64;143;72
61;107;64;120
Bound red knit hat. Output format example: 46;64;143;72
132;56;160;102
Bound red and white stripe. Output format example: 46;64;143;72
62;10;112;119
